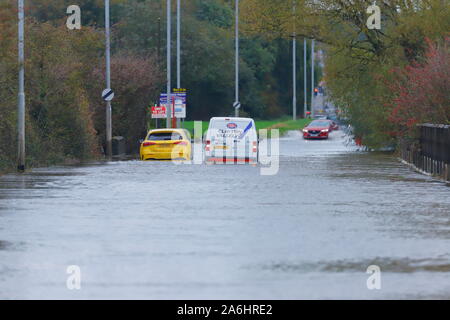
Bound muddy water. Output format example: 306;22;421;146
0;131;449;299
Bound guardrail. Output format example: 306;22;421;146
400;124;450;182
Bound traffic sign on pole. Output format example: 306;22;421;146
104;0;113;158
102;88;114;101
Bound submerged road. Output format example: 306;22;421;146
0;131;449;299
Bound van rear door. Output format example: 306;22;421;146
207;119;256;160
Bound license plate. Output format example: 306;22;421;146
214;145;229;150
156;144;172;150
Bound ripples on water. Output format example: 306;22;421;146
0;131;449;299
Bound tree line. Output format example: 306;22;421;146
241;0;449;148
0;0;320;171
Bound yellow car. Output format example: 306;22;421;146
140;129;191;161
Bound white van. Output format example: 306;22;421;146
204;117;258;164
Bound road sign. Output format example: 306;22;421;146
159;91;187;119
151;102;186;119
174;99;186;118
102;88;114;101
233;101;241;109
159;92;186;104
151;106;167;119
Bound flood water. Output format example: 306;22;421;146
0;131;449;299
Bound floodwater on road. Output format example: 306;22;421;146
0;130;449;299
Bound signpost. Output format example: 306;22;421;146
151;106;167;119
233;102;241;115
102;88;114;102
152;100;186;119
157;89;187;125
173;99;186;118
105;0;112;158
159;92;187;105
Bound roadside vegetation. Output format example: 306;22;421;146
2;1;448;173
0;0;319;172
241;0;450;149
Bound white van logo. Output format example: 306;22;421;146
227;123;238;129
239;122;253;139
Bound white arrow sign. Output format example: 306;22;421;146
102;88;114;101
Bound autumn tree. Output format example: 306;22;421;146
241;0;450;147
386;38;450;137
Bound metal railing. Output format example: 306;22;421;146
400;124;450;181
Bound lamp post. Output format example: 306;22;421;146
166;0;172;128
303;38;307;118
176;0;181;128
292;2;296;120
234;0;240;117
17;0;25;171
311;39;315;117
104;0;112;158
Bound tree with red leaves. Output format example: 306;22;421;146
386;38;450;138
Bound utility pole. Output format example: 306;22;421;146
17;0;25;171
293;36;297;120
105;0;112;158
311;39;315;118
166;0;172;128
234;0;240;117
157;17;161;64
292;2;296;121
303;38;307;118
176;0;181;128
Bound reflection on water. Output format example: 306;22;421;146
0;240;12;250
0;131;449;299
264;256;450;273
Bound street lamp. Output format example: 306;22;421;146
292;2;297;121
166;0;172;128
311;39;315;117
303;38;307;118
234;0;240;117
105;0;112;158
176;0;181;128
17;0;25;171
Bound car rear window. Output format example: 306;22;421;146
147;132;183;141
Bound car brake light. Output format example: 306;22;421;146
143;142;156;147
205;140;211;151
173;141;188;145
252;141;257;152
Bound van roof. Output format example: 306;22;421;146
210;117;254;122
